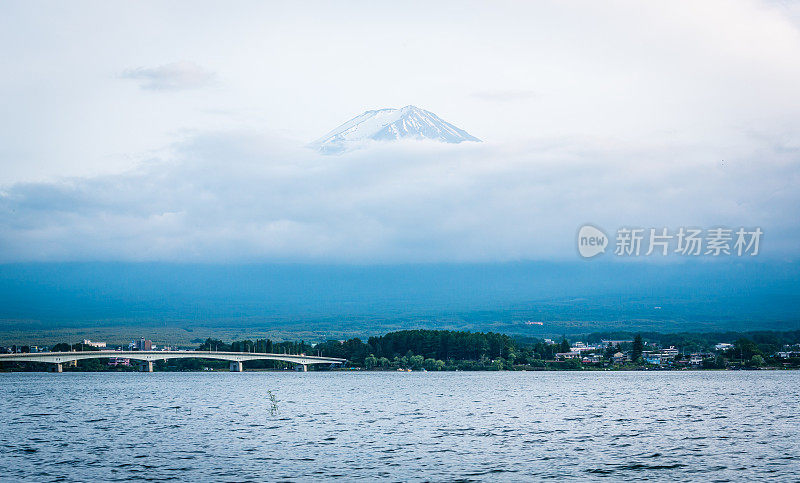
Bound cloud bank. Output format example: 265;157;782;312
121;61;214;91
0;132;797;263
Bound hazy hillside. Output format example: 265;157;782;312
1;261;797;342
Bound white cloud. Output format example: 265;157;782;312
0;0;799;263
0;132;796;263
2;0;800;183
121;61;214;91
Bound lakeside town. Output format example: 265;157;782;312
2;329;800;372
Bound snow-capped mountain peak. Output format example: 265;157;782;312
311;105;480;153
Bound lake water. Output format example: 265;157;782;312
1;371;799;481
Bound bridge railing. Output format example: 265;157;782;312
0;350;346;372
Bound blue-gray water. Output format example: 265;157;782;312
1;371;799;481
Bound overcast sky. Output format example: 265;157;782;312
1;0;799;262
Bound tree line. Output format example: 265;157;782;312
3;329;799;372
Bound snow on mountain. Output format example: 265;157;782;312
310;105;480;153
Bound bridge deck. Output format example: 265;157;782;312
0;350;346;367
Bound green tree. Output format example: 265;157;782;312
604;343;616;360
423;358;437;371
731;338;760;362
364;354;378;370
632;334;644;362
559;338;571;353
750;355;765;367
506;351;517;366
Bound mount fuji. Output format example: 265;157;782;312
311;105;481;153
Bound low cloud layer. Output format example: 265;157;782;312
0;132;797;263
121;61;214;91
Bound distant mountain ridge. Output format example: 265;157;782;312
1;262;797;341
311;105;480;153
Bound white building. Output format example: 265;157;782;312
660;346;679;357
582;354;602;363
690;353;712;365
570;342;597;352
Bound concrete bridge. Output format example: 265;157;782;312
0;350;346;372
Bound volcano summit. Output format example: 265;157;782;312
311;105;481;153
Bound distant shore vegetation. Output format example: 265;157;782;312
2;329;800;372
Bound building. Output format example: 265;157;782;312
108;357;130;367
659;345;678;358
644;352;663;365
82;339;107;348
602;340;633;347
582;354;602;364
134;338;152;351
570;342;597;352
612;352;627;364
715;343;733;351
689;353;713;365
660;346;679;358
640;346;679;365
555;351;581;360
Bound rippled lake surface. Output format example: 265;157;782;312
1;371;799;481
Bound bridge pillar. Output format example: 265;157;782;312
52;363;63;373
295;364;307;372
229;361;243;372
140;361;153;372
